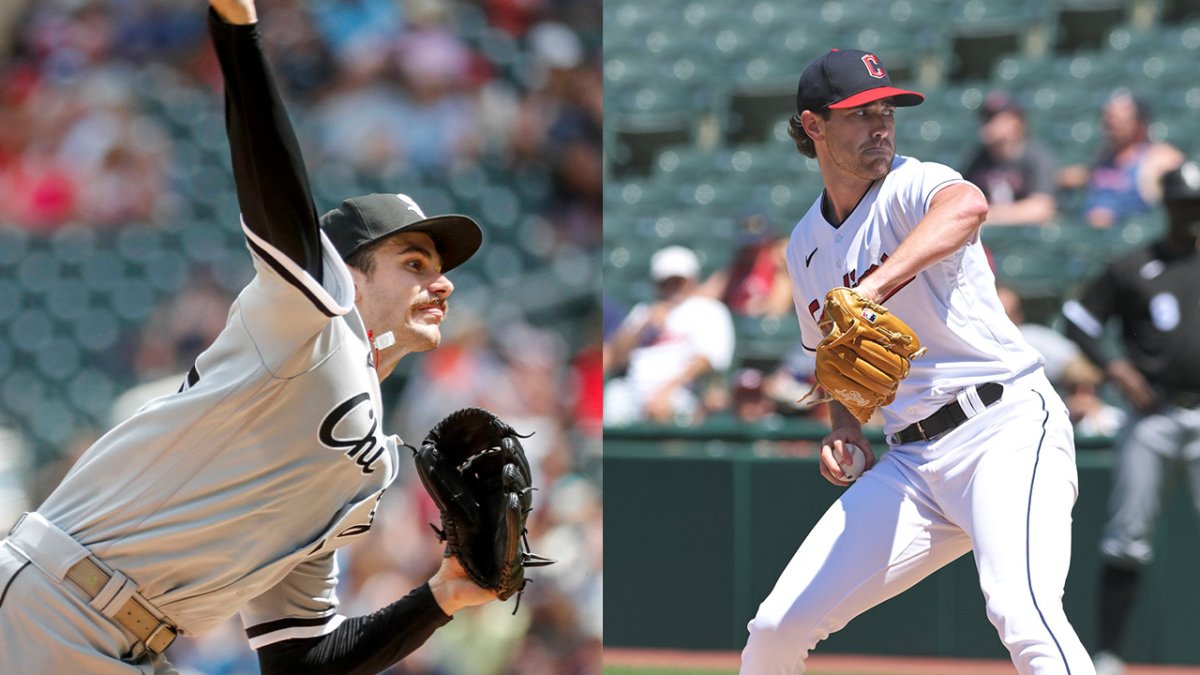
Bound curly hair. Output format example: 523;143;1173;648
787;109;830;158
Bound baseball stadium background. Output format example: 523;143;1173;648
603;0;1200;673
0;0;601;673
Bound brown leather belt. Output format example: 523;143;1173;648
64;557;177;654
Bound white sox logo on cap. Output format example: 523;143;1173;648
396;193;426;218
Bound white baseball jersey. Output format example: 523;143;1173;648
785;155;1042;434
35;222;399;645
622;295;736;403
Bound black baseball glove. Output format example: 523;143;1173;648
412;408;553;610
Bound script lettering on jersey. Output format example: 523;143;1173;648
319;393;386;474
810;254;892;323
840;253;889;290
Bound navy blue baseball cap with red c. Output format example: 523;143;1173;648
796;49;924;113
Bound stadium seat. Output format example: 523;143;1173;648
723;82;796;146
67;368;119;423
1161;0;1200;23
947;22;1023;82
734;315;802;371
653;145;722;184
610;114;693;178
1055;1;1127;53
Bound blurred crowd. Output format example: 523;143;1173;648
0;0;601;673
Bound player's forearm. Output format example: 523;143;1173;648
828;401;862;432
209;8;324;280
256;583;451;675
857;183;988;302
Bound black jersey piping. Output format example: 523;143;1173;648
245;236;338;318
1024;389;1071;673
0;561;30;608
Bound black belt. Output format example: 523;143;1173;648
894;382;1004;444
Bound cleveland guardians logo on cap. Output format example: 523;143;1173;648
795;48;924;113
861;54;885;79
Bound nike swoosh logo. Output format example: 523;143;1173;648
805;248;819;267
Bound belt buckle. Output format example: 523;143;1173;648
914;420;927;440
144;622;177;655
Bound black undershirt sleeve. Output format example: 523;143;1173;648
208;8;323;282
256;583;452;675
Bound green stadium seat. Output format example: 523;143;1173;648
723;82;796;146
734;314;802;371
653;145;722;184
72;308;121;353
8;307;53;355
991;55;1054;91
1055;1;1127;53
1161;0;1200;24
36;338;81;383
0;279;20;322
67;369;119;424
49;227;100;267
947;21;1023;83
44;279;89;322
17;250;62;297
610;114;692;178
0;229;29;270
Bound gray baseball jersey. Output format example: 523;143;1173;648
31;225;399;644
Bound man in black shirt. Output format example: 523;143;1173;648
1063;160;1200;675
963;91;1059;227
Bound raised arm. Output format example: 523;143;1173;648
854;182;989;303
209;0;323;281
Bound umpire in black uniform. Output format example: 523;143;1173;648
1062;159;1200;675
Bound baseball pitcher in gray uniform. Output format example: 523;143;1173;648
0;1;499;672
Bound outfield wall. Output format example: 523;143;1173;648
604;422;1200;664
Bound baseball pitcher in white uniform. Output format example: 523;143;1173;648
740;49;1094;674
0;1;501;672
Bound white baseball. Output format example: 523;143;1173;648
839;443;867;482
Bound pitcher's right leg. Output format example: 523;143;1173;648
741;457;970;674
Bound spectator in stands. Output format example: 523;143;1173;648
699;213;794;318
605;245;735;425
1059;88;1184;228
963;91;1058;227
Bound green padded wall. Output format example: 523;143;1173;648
604;435;1200;664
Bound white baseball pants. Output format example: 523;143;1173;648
742;371;1094;674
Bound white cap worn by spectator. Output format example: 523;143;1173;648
650;246;700;282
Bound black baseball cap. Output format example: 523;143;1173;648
320;193;482;273
1163;161;1200;203
796;49;923;113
